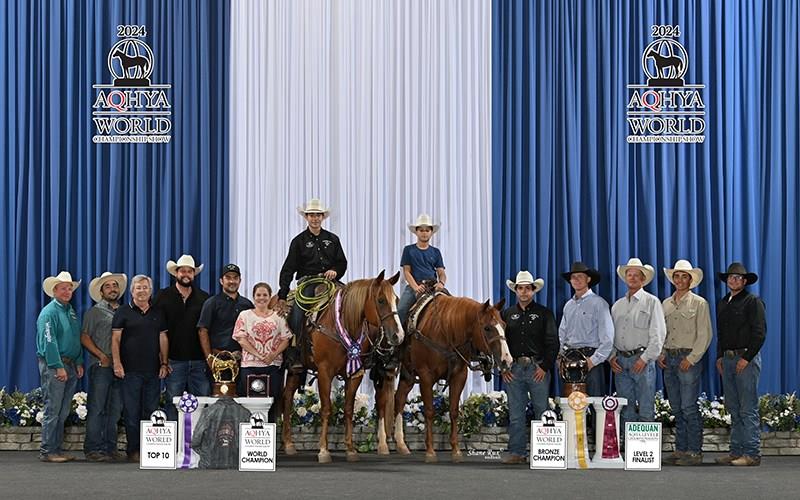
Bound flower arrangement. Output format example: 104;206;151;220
402;388;451;432
759;393;800;431
3;385;799;433
287;385;374;428
697;392;731;428
654;390;675;425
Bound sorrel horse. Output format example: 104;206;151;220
282;270;404;463
392;295;512;462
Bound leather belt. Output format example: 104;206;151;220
723;348;748;358
664;348;692;356
514;355;541;366
564;346;596;356
617;346;646;357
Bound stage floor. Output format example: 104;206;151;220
2;451;797;499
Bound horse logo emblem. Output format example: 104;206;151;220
108;38;154;87
250;412;266;429
150;409;167;426
641;38;688;87
541;410;558;427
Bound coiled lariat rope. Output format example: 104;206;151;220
288;275;337;314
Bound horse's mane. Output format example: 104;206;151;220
339;278;376;337
421;296;484;344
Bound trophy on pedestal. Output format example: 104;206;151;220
558;348;589;396
210;351;239;397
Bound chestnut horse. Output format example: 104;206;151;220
282;271;404;463
392;296;512;462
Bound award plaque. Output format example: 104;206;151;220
247;374;270;397
210;351;239;397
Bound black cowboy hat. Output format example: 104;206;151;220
561;262;602;285
718;262;758;285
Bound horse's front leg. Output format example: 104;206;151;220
376;372;396;455
448;368;469;463
317;367;334;464
282;371;302;455
393;375;415;455
343;373;364;462
418;371;437;463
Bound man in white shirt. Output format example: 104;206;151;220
610;258;666;429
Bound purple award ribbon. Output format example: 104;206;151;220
334;290;366;376
601;396;621;459
178;392;198;468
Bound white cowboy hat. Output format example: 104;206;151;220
407;213;440;234
663;260;703;288
616;258;655;286
42;271;81;298
166;255;204;276
89;272;128;303
506;270;544;293
296;198;330;218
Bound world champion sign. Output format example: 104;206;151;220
92;25;172;144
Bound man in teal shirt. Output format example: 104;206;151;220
36;271;84;462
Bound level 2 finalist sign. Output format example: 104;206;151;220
624;422;662;471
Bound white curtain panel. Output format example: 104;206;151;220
229;0;494;397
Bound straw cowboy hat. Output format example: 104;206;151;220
296;198;330;219
616;258;655;286
506;270;544;293
718;262;758;285
42;271;81;298
663;260;703;288
166;255;204;276
408;213;440;234
89;272;128;303
561;261;602;285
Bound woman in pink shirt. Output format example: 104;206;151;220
233;282;292;420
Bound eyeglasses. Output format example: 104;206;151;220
727;275;745;282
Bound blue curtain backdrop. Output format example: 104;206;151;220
492;0;799;396
0;0;230;391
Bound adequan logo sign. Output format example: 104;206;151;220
626;25;705;144
92;25;172;144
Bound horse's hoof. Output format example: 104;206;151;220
424;453;438;463
346;451;359;462
377;444;390;456
397;445;412;456
451;452;464;463
318;451;332;464
284;443;297;456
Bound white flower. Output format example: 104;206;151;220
296;407;308;417
19;419;27;426
310;403;321;413
73;391;88;405
36;411;44;423
354;393;370;412
76;405;88;420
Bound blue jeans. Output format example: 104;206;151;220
614;354;656;429
84;363;123;454
663;353;703;453
165;359;210;421
38;358;78;456
121;372;161;454
397;285;417;326
506;362;551;457
721;353;761;457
